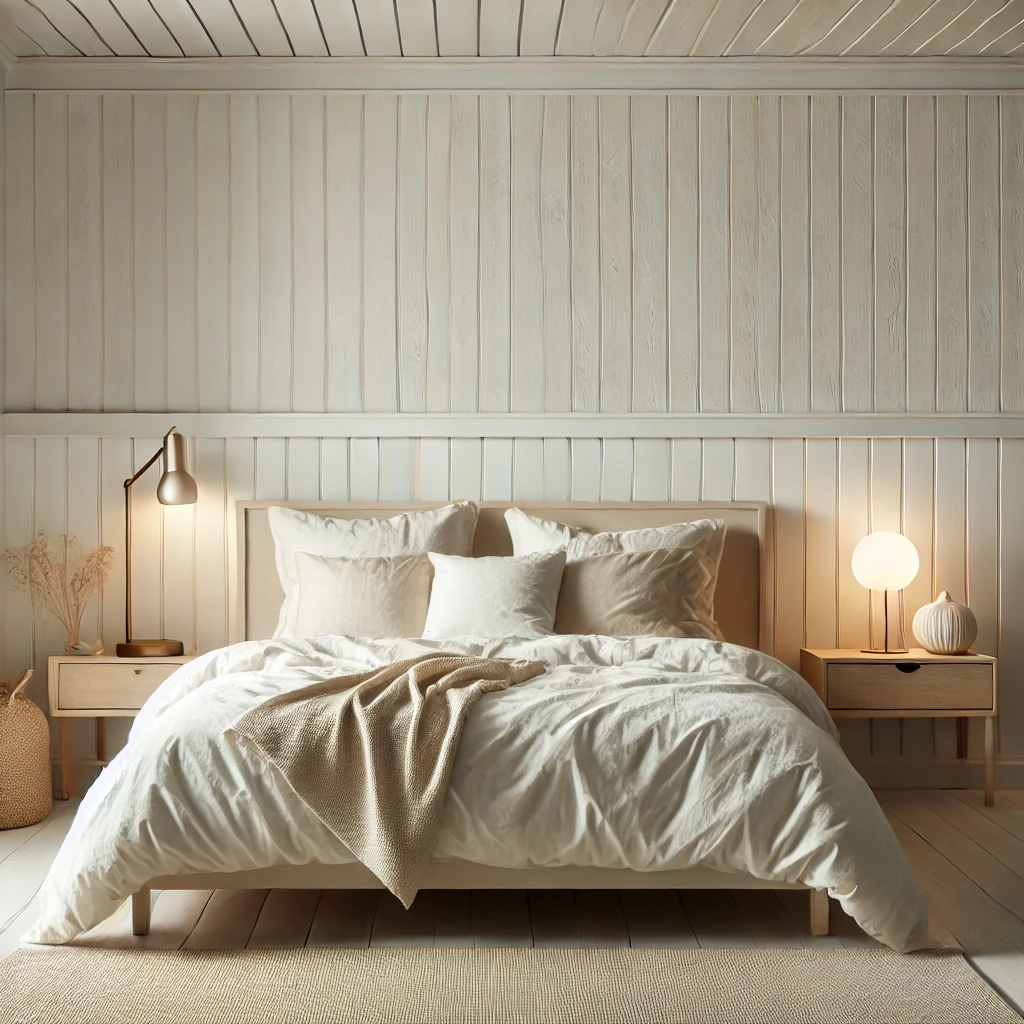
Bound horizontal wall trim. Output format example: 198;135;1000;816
8;57;1024;95
6;412;1024;439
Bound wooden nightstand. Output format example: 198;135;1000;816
800;648;998;806
48;655;193;799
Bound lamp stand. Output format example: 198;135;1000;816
861;589;909;655
115;458;185;658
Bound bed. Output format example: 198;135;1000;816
27;500;931;951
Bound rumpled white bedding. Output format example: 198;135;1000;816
27;635;932;950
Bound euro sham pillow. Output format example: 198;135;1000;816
288;552;432;639
504;507;726;639
269;502;478;637
421;550;567;640
555;547;721;639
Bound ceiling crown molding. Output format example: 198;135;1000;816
6;56;1024;94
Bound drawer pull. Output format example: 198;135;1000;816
134;668;142;675
895;663;922;674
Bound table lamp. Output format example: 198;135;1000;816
851;531;920;654
116;427;198;657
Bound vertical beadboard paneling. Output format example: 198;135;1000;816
291;95;327;413
380;436;415;495
34;94;67;411
810;95;840;412
7;86;1024;419
837;438;870;650
780;95;810;414
967;96;999;413
165;94;198;413
541;96;572;413
1000;440;1024;753
698;96;730;413
772;438;804;670
668;95;699;413
906;95;937;412
630;95;667;413
398;95;428;413
841;95;873;413
425;96;451;413
6;94;34;412
194;437;228;653
196;95;230;412
598;95;632;413
571;95;600;413
873;95;906;414
4;439;34;681
804;439;838;648
325;95;363;413
1002;96;1024;413
448;95;479;413
66;94;102;411
228;94;259;412
479;94;512;413
257;95;293;413
133;95;166;412
511;95;545;413
936;95;968;413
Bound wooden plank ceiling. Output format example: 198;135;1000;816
1;0;1023;59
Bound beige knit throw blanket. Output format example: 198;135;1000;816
229;653;545;908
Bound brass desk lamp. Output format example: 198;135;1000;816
116;427;198;657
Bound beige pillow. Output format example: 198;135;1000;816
269;502;478;637
555;547;720;639
504;507;726;639
289;553;432;639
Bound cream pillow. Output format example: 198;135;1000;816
421;550;566;640
504;508;726;639
555;548;720;639
288;553;432;639
269;502;478;637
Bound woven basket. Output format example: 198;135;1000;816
0;670;53;830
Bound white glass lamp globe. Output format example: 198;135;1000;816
851;531;920;592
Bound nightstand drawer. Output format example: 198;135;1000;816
827;662;993;711
55;662;179;711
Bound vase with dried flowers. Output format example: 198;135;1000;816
4;533;115;654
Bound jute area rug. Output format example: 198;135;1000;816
0;945;1018;1024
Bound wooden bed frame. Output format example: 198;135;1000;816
132;500;831;938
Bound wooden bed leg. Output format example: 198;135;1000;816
132;888;151;936
809;889;830;937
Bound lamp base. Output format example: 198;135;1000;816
116;639;185;658
860;647;909;655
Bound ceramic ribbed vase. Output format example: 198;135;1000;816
912;591;978;655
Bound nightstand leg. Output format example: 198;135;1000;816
809;889;830;936
956;717;968;759
96;718;107;764
57;718;71;800
984;717;995;807
132;888;151;936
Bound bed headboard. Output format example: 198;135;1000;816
233;501;771;653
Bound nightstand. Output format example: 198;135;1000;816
48;655;193;799
800;648;998;806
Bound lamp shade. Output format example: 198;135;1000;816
851;531;919;592
155;428;198;505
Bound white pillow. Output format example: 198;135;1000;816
503;507;726;639
269;502;478;637
421;550;566;640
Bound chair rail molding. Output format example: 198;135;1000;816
4;412;1024;440
7;57;1024;95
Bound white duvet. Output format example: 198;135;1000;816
28;635;932;950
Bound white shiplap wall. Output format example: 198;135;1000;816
4;88;1024;788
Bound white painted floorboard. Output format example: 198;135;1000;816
1;793;1022;1014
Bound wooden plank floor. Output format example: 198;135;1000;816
1;792;1022;1014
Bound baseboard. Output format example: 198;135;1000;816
851;756;1024;790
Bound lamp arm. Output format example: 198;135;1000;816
122;440;166;644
